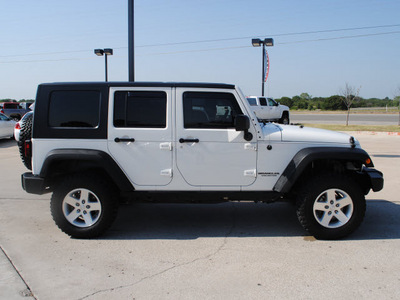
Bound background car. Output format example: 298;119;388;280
0;112;16;139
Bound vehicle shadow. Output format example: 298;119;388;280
103;199;400;241
0;139;17;149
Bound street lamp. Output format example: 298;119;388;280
94;48;113;82
252;38;273;96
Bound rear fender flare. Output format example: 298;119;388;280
40;149;134;192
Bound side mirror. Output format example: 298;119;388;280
234;115;253;141
234;115;250;131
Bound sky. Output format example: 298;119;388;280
1;0;400;100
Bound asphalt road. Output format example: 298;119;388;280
291;113;399;125
1;134;400;300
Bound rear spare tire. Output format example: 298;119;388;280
18;113;33;170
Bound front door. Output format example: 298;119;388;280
107;87;173;186
175;89;257;187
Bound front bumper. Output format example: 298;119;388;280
363;167;384;192
21;172;50;195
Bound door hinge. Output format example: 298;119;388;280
244;143;257;151
160;169;173;177
160;142;172;151
244;169;257;177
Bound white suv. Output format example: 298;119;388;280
247;96;290;124
20;82;383;239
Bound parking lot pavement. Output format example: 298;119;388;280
1;134;400;300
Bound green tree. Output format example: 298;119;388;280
300;93;312;101
277;97;293;107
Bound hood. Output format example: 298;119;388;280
280;104;289;111
281;125;358;145
261;124;359;146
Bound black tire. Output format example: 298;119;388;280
279;112;289;124
296;173;366;240
50;174;119;239
18;113;33;170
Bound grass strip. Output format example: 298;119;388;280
301;124;400;132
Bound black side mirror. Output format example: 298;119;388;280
234;115;249;131
234;115;253;141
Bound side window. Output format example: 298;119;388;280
48;90;100;128
183;92;242;129
114;91;167;128
247;97;257;106
259;98;267;106
268;98;278;106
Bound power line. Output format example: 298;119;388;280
1;24;399;59
1;28;400;63
277;30;400;45
134;31;400;56
137;24;400;48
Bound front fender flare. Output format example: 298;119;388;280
273;147;373;194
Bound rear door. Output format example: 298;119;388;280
175;88;257;187
107;87;173;186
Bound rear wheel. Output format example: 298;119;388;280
50;174;119;238
279;112;289;124
296;173;366;239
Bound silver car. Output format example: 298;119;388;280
0;112;16;139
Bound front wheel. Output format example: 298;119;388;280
50;174;119;238
296;173;366;240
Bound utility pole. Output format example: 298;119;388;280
128;0;135;82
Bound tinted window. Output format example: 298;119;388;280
114;91;167;128
49;91;100;128
4;103;20;109
259;98;267;106
183;92;242;129
247;98;257;106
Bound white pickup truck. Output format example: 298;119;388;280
247;96;290;124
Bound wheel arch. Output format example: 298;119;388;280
40;149;134;193
273;147;374;194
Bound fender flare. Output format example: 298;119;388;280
40;149;134;192
273;147;373;193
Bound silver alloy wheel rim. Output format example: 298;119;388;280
62;188;102;228
313;188;353;228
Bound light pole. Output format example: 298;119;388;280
252;38;273;96
94;48;113;82
128;0;135;82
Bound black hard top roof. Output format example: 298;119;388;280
39;81;236;89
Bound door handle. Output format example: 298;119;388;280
115;137;135;143
179;138;199;143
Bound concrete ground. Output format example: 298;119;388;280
0;133;399;300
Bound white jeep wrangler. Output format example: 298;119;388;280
246;96;290;124
20;82;383;239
